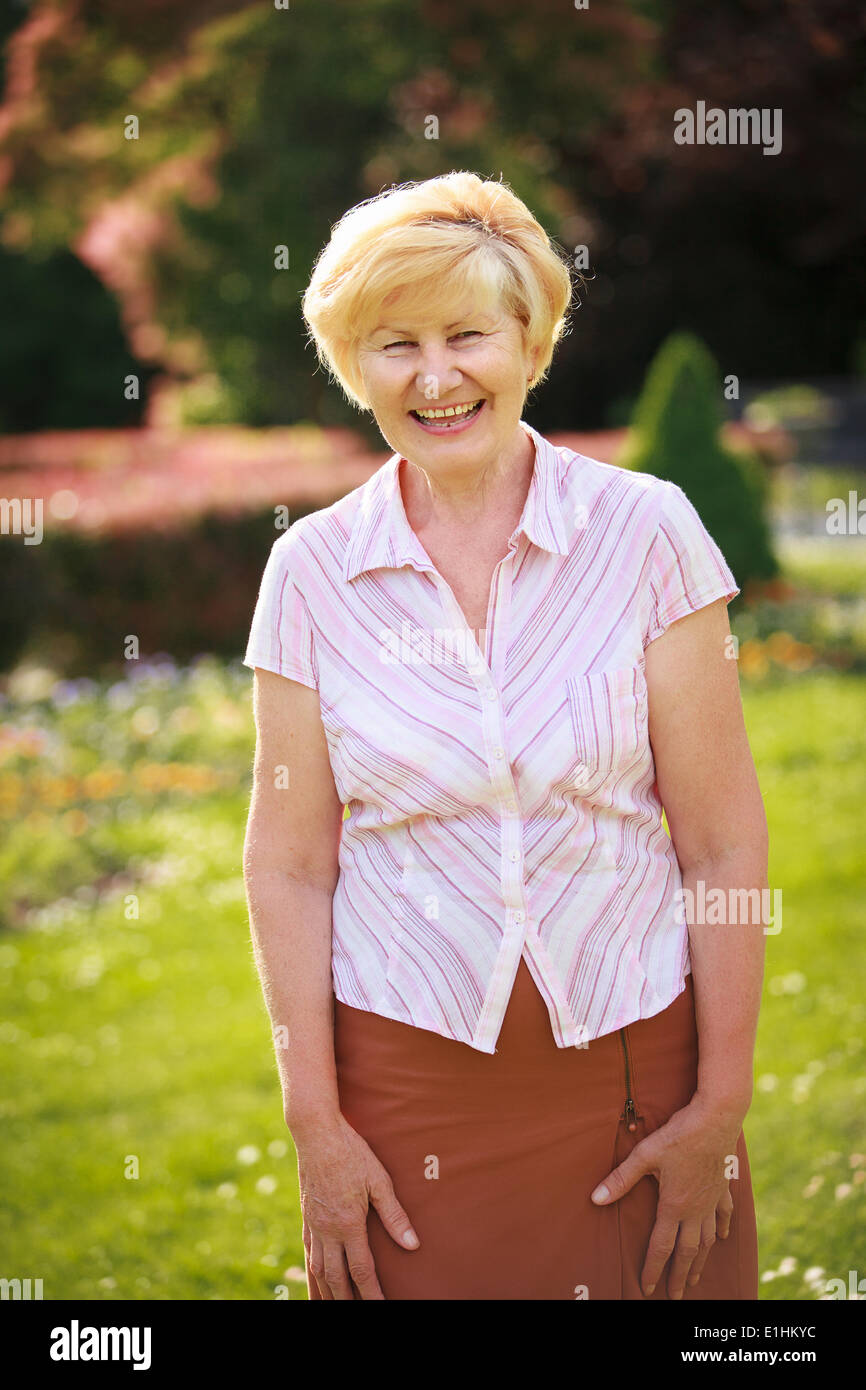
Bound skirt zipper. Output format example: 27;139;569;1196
619;1026;640;1132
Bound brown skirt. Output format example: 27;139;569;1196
305;956;759;1300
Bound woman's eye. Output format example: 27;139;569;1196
382;331;482;350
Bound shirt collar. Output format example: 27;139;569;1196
343;420;573;583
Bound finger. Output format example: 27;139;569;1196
716;1190;734;1240
640;1210;679;1296
666;1221;702;1300
344;1233;385;1301
592;1144;654;1205
368;1169;420;1251
322;1240;355;1301
309;1235;332;1301
304;1255;321;1300
686;1216;717;1289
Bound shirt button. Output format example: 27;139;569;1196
514;910;525;922
509;850;520;862
493;747;504;759
486;688;498;700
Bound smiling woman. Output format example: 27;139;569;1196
301;172;573;413
242;171;765;1302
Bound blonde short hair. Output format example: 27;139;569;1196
301;171;575;410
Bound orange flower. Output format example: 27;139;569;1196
81;767;125;798
60;808;89;837
38;775;81;806
738;640;770;678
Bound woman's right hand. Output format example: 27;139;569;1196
294;1113;420;1300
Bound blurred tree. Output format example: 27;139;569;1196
0;0;862;432
0;0;658;431
0;246;153;431
536;0;866;429
618;331;779;593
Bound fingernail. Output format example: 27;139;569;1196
402;1228;419;1248
645;1283;655;1296
590;1184;609;1203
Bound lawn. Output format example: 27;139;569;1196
1;651;864;1301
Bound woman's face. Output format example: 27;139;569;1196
356;292;539;473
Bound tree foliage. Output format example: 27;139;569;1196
619;331;779;594
0;0;862;431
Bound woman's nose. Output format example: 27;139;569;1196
415;352;463;399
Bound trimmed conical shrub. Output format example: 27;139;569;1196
617;332;778;594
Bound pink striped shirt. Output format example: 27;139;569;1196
243;421;740;1053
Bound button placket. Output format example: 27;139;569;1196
432;549;530;1051
481;557;531;958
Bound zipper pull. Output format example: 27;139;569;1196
623;1098;638;1133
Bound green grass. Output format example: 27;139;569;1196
777;533;866;600
1;659;865;1300
0;798;303;1300
738;672;866;1298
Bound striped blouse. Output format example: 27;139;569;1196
243;421;740;1053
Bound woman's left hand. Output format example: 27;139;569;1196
590;1094;747;1299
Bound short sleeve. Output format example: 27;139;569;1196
643;481;740;649
242;535;319;689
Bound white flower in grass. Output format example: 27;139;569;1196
217;1182;238;1199
236;1145;260;1165
267;1139;288;1158
256;1174;278;1195
761;1270;777;1282
803;1266;825;1287
768;972;807;996
757;1073;778;1092
778;1257;797;1275
802;1175;824;1198
835;1183;852;1200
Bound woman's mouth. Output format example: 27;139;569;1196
409;399;486;433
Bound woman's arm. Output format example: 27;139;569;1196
647;595;769;1120
243;669;420;1299
243;668;344;1131
590;597;768;1298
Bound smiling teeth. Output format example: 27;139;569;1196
415;400;482;420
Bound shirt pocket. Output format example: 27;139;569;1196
564;665;648;802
